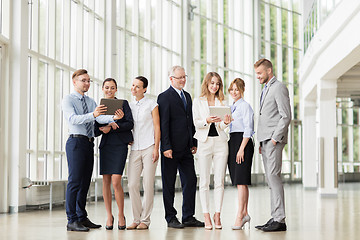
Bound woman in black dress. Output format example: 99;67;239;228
95;78;133;230
227;78;254;230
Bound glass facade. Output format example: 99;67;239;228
260;0;302;180
24;0;302;181
304;0;343;52
27;0;106;180
337;99;360;173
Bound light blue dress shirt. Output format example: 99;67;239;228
229;98;255;138
62;91;114;138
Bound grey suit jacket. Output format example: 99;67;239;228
257;77;291;143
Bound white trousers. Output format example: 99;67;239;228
197;136;228;213
128;145;158;226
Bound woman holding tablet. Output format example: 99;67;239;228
126;76;160;230
192;72;231;230
95;78;134;230
227;78;254;230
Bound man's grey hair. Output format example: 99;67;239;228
168;66;185;77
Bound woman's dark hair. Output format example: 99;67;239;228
102;78;117;88
135;76;148;89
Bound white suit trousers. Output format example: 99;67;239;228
197;136;228;213
128;145;158;226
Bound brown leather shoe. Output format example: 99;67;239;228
136;223;148;230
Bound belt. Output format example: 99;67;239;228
69;134;94;142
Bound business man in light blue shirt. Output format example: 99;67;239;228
62;69;119;232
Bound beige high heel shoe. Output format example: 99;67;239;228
231;215;251;230
213;214;222;229
204;214;213;230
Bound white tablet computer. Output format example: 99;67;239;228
100;98;124;115
209;106;231;120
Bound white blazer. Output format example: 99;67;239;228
192;97;229;143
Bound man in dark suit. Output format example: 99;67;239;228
157;66;204;228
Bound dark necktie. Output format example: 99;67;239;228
81;96;93;137
180;91;187;109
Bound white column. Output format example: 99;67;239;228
0;42;10;213
302;99;317;188
317;80;338;195
9;0;29;212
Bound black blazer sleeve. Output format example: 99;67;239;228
157;92;172;152
185;91;197;148
94;121;106;137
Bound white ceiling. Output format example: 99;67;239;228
337;62;360;99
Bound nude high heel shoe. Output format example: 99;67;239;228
231;215;251;230
204;217;213;230
242;215;251;229
213;214;222;229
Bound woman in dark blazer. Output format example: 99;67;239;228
95;78;133;230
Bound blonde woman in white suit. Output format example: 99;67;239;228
192;72;232;230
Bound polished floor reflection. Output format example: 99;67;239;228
0;183;359;240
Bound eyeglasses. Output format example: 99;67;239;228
77;79;93;84
171;75;188;80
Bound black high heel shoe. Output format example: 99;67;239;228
105;215;114;230
118;216;126;230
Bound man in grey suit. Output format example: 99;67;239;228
254;59;291;232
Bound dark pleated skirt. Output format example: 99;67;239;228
99;142;128;175
228;132;254;185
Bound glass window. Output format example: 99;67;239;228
342;126;349;162
353;126;359;162
37;61;47;151
54;68;62;152
270;5;277;43
23;0;303;181
27;0;106;180
126;0;133;30
260;3;265;39
55;0;63;62
200;18;207;61
139;39;144;75
125;33;132;86
39;0;48;56
282;10;288;46
139;0;145;36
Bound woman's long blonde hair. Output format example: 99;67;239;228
200;72;225;102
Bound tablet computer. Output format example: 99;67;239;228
100;98;124;115
209;106;231;120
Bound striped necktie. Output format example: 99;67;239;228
81;96;93;137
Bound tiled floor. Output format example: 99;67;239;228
1;183;359;240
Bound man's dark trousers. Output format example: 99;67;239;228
161;149;197;223
65;136;94;223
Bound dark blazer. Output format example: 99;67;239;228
95;100;134;148
157;86;197;153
